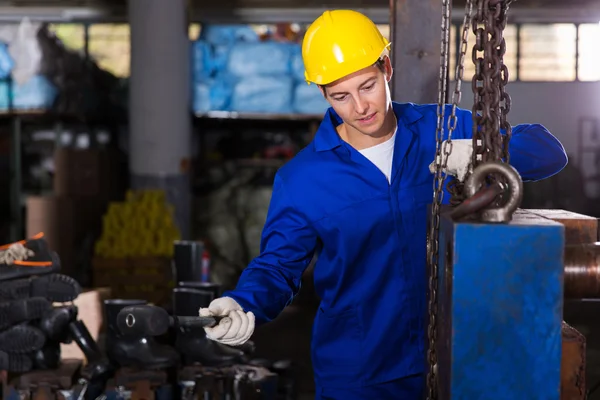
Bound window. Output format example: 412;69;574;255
578;23;600;82
88;24;130;78
47;24;85;52
520;24;577;81
450;24;457;81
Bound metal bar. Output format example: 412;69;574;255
83;23;90;62
9;115;22;242
575;23;580;82
390;0;445;104
515;23;521;81
564;243;600;299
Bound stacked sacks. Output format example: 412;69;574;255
0;74;58;110
192;25;258;113
190;24;330;115
289;45;330;115
227;41;295;114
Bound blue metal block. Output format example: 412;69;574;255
437;209;565;400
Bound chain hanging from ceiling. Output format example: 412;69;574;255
447;0;516;206
425;1;516;399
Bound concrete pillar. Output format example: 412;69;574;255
128;0;192;239
390;0;446;104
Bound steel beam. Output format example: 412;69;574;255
390;0;445;104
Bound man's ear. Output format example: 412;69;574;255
382;55;393;83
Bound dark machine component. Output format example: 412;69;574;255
116;304;216;337
564;243;600;299
561;322;586;400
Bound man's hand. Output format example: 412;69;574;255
428;139;473;181
198;297;255;346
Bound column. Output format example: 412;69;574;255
390;0;446;104
128;0;192;239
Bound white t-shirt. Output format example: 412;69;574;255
358;127;397;184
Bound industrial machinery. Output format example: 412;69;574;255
426;0;590;399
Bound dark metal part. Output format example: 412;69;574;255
116;305;216;337
526;209;598;245
561;322;586;400
463;161;522;222
11;359;83;390
449;181;503;220
564;243;600;299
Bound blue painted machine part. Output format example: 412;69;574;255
436;209;565;400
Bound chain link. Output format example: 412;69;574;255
426;0;474;398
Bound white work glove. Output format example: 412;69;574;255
198;297;255;346
428;139;473;181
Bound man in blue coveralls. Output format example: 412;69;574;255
199;9;568;399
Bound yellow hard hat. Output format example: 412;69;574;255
302;10;391;85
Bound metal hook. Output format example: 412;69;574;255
464;161;523;222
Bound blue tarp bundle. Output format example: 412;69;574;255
191;25;328;115
0;43;14;80
292;83;329;115
227;41;293;77
230;75;294;114
0;75;58;110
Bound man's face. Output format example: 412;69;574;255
321;56;393;137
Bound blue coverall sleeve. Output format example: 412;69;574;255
221;173;318;324
456;106;568;181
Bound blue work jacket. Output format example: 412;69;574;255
223;102;567;389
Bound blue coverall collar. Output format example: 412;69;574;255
313;102;424;152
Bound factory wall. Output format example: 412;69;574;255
457;81;600;184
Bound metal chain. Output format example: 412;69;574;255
471;0;514;169
426;0;474;398
447;0;515;205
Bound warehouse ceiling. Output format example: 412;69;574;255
0;0;599;23
4;0;597;8
1;0;599;7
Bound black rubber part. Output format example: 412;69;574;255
0;350;32;372
0;324;46;354
0;273;81;302
0;249;61;283
0;297;52;330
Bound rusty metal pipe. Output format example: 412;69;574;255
564;243;600;299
